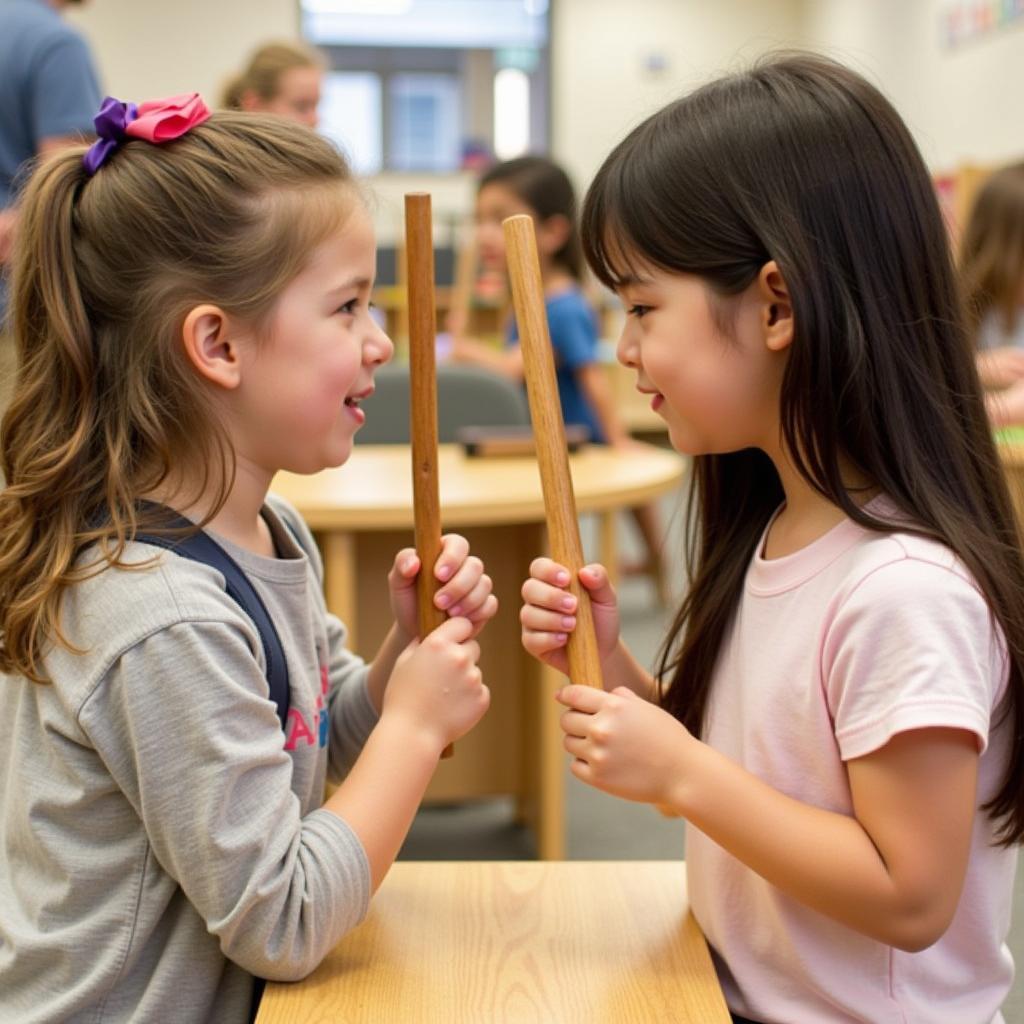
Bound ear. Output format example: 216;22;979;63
181;304;244;391
536;213;571;257
757;260;793;353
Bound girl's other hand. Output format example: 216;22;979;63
977;346;1024;390
557;684;691;809
383;616;490;753
520;559;620;677
987;376;1024;428
388;534;498;642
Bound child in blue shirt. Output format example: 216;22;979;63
451;155;664;585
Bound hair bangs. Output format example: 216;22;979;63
582;153;662;291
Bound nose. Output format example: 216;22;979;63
476;221;503;258
366;319;395;366
616;319;638;369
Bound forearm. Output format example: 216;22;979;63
985;386;1024;428
323;713;440;891
365;622;411;713
603;638;657;700
452;337;523;380
674;741;954;950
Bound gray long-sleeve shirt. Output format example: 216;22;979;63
0;495;378;1023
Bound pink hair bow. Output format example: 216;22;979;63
126;93;210;143
83;93;211;176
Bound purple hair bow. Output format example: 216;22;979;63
82;93;211;176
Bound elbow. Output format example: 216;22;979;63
222;935;324;983
252;957;320;985
224;932;337;984
873;900;957;953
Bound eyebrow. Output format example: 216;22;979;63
326;277;372;295
614;273;654;288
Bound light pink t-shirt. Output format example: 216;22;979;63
686;504;1017;1024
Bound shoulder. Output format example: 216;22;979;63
48;541;265;708
546;287;596;323
1;1;88;56
821;528;1006;757
545;288;599;358
823;527;995;650
837;529;984;613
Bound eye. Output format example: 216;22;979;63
626;304;651;319
336;298;359;316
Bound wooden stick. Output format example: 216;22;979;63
503;214;602;689
405;192;453;758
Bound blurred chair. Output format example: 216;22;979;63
356;363;530;444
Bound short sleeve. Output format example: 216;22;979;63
547;297;598;371
821;557;1007;761
28;32;102;142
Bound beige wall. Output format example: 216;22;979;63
550;0;803;191
66;1;299;108
800;0;1024;172
64;0;1024;239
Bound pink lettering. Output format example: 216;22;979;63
285;708;316;749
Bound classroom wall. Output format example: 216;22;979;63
65;0;1024;238
550;0;803;193
64;0;803;244
65;1;299;106
799;0;1024;171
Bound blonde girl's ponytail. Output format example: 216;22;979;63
0;148;103;682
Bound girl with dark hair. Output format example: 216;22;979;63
520;54;1024;1022
452;155;618;447
451;155;664;589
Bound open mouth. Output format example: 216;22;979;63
344;385;374;409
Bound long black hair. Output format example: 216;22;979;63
582;52;1024;843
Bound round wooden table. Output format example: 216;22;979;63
272;442;686;860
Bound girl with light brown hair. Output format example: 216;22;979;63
0;94;494;1022
959;161;1024;426
221;41;326;128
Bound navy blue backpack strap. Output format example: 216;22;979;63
134;509;291;733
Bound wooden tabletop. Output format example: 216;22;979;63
272;442;687;531
255;860;729;1024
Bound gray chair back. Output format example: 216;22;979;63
356;363;530;444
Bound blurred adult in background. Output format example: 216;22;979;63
221;42;325;130
959;162;1024;427
0;0;102;445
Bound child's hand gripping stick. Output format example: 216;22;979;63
502;213;602;689
405;192;454;758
